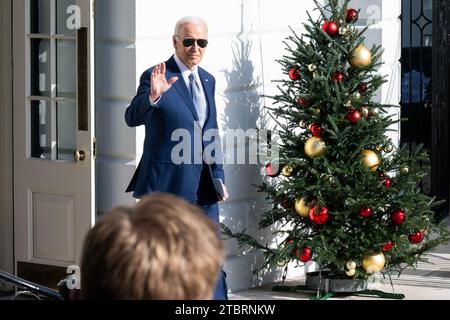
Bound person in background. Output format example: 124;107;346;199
124;15;229;299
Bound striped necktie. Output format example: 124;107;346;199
188;72;206;128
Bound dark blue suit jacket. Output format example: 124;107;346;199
125;55;225;203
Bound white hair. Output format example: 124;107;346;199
174;16;208;35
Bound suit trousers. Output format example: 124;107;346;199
199;202;228;300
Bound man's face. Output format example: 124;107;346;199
173;22;208;70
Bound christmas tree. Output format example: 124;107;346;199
223;0;450;281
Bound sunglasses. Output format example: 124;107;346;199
181;38;208;48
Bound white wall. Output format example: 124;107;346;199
349;0;402;147
95;0;401;292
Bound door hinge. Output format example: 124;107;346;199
93;137;97;160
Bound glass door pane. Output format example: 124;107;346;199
56;39;76;98
30;100;51;159
30;0;51;34
29;0;77;161
57;101;76;160
56;0;77;36
31;38;51;97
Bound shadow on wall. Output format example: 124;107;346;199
219;33;287;290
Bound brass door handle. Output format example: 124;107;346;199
74;150;86;162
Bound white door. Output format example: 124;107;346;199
13;0;95;271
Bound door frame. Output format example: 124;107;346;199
0;0;14;274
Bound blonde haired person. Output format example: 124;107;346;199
80;193;224;300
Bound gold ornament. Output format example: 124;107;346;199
376;146;383;152
400;166;409;175
349;44;372;68
304;136;326;158
369;107;379;117
313;107;321;115
345;268;356;276
362;252;386;273
308;64;317;72
299;121;308;129
384;144;394;153
346;261;356;270
295;198;313;218
312;72;319;78
359;150;380;171
282;165;294;177
353;92;361;100
344;100;352;108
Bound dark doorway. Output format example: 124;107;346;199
401;0;450;220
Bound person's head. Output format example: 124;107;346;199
80;193;224;300
173;16;208;70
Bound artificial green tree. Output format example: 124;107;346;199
224;0;449;281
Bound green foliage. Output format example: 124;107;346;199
223;0;450;280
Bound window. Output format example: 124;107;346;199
29;0;77;161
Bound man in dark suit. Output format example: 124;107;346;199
124;16;229;300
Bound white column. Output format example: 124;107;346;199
95;0;139;214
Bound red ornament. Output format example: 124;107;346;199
390;209;406;225
409;231;425;244
359;206;373;218
310;123;322;137
289;68;301;80
322;20;339;37
296;247;312;263
332;71;344;82
358;82;368;93
309;206;329;225
298;97;308;107
382;241;393;251
265;163;280;177
346;8;359;23
382;176;392;188
345;109;361;124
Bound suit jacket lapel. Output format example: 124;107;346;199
165;56;200;122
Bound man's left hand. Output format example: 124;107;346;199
219;182;229;202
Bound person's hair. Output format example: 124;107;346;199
174;16;208;36
80;193;224;300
